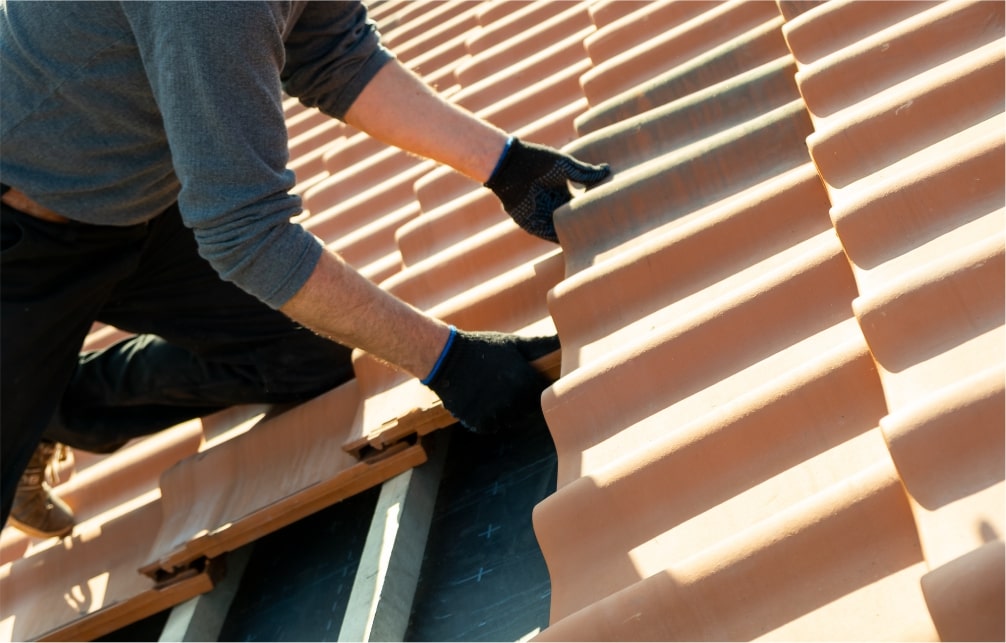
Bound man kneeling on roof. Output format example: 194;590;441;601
0;1;610;538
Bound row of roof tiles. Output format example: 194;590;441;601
534;0;1003;640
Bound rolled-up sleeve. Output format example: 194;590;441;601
123;1;324;309
281;1;394;119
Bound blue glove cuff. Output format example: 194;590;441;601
421;325;458;385
487;136;515;184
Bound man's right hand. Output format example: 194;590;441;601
485;138;611;242
422;329;560;434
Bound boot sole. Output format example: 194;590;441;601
7;516;73;539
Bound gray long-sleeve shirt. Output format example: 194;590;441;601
0;1;393;308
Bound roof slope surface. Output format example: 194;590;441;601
1;1;1002;641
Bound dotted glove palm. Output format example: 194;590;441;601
485;138;611;242
422;328;560;434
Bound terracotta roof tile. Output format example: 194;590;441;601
1;422;208;640
454;3;594;86
580;1;782;107
138;383;426;581
536;460;935;641
533;0;1003;639
463;1;571;56
2;497;214;642
785;5;1004;638
577;18;793;134
380;0;475;52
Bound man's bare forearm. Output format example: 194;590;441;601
280;250;449;379
280;60;514;378
280;59;513;379
344;59;509;183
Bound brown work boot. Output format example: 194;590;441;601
9;440;75;539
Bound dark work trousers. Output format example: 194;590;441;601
1;201;355;525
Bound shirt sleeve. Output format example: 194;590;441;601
122;1;323;309
281;1;395;119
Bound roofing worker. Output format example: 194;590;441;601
0;2;609;538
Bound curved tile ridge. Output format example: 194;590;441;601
854;231;1004;384
303;144;429;220
283;99;337;197
539;324;877;591
453;26;594;116
575;9;791;134
549;163;831;374
468;54;591;135
396;188;504;266
585;0;652;31
557;99;814;270
385;2;478;66
881;365;1004;514
1;495;214;642
537;460;935;641
325;201;419;284
782;0;941;67
792;0;1003;120
303;153;434;282
375;1;471;52
453;2;593;86
828;118;1004;278
284;101;328;140
584;1;716;65
921;538;1006;642
807;40;1004;191
535;331;886;620
579;0;782;109
463;0;570;56
0;420;203;568
286;117;346;198
389;5;482;92
566;55;799;173
544;228;860;485
384;220;556;312
364;0;409;27
783;0;1005;639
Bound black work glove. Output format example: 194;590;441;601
485;138;611;242
423;328;560;434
